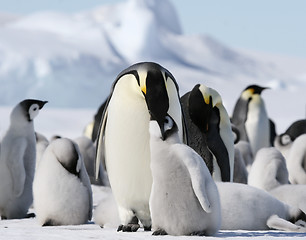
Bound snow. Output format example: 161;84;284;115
0;0;306;238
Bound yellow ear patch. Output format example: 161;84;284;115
141;86;146;95
204;95;210;105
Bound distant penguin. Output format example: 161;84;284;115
274;119;306;160
35;132;49;169
235;140;254;173
217;182;306;231
248;147;289;191
95;62;187;231
0;99;47;219
180;84;234;182
74;136;108;186
286;134;306;184
282;119;306;142
149;115;221;236
231;85;270;156
33;138;92;226
244;147;306;213
233;148;248;184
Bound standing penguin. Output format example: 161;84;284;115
95;62;186;231
33;138;93;226
0;99;47;219
231;85;270;156
149;115;221;236
180;84;234;182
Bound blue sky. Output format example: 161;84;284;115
1;0;305;58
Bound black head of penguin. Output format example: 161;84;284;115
115;62;177;140
52;138;81;178
188;84;213;133
20;99;48;121
243;84;269;96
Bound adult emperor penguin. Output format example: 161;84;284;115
95;62;186;231
149;115;221;236
231;85;270;156
180;84;234;182
0;99;47;219
33;138;93;226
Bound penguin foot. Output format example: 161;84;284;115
26;213;36;218
144;225;151;231
152;228;168;235
42;219;59;227
190;230;206;236
117;223;140;232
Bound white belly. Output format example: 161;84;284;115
245;96;270;156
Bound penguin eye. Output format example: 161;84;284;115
281;134;292;146
164;116;174;132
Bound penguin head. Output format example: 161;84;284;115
188;84;214;133
115;62;178;139
149;114;178;141
19;99;48;121
241;85;269;100
51;138;82;177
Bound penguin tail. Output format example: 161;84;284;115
267;215;306;232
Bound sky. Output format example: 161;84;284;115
0;0;305;59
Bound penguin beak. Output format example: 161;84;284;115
38;101;48;109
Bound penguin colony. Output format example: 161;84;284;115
0;62;306;236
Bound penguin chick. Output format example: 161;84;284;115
74;136;109;186
0;99;47;219
233;148;248;184
286;134;306;184
248;147;289;191
33;138;93;226
149;115;221;236
234;140;254;173
217;182;306;232
35;132;49;169
180;84;234;182
231;85;270;156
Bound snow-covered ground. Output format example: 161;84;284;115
1;185;306;240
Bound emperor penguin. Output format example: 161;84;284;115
231;85;270;156
35;132;49;169
274;119;306;160
95;62;186;231
180;84;234;182
149;115;221;236
33;138;93;226
0;99;47;219
217;182;306;231
245;147;306;213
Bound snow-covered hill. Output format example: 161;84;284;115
0;0;305;132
